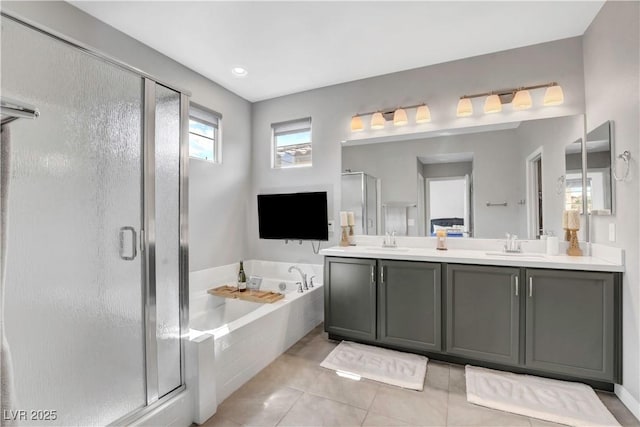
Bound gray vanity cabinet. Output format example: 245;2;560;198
525;269;616;382
324;257;377;341
378;260;441;352
446;265;521;365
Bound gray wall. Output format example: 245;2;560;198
250;37;586;262
423;162;473;180
583;0;640;408
3;1;253;272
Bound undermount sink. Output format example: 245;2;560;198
485;251;546;258
362;246;411;252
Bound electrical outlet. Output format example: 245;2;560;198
328;220;335;234
609;223;616;242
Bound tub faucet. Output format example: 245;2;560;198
289;266;308;291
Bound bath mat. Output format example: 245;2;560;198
320;341;428;390
465;365;620;427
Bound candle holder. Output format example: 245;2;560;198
339;226;350;247
567;229;582;256
348;225;355;246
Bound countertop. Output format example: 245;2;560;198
319;245;624;272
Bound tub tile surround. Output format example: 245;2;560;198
202;325;640;427
321;235;624;272
188;260;324;424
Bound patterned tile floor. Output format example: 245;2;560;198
201;324;640;427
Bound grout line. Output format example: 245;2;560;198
274;387;304;427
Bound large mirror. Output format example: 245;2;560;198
341;115;585;239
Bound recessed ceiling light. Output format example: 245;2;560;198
231;66;248;77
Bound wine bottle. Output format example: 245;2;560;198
238;261;247;292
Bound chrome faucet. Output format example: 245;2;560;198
288;266;308;291
504;233;522;253
382;231;397;248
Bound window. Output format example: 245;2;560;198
272;117;312;169
189;103;221;162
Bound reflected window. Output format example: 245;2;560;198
189;104;221;162
272;117;312;169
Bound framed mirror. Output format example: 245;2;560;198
341;115;585;239
585;121;614;215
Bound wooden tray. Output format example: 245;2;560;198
207;285;284;304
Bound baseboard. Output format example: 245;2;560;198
615;384;640;422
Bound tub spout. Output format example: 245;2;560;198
288;266;308;291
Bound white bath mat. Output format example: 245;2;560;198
320;341;428;390
465;365;620;427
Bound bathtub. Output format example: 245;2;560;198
186;261;324;424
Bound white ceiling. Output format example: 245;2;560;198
70;1;604;102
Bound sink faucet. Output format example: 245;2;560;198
504;233;522;253
288;266;308;290
382;231;397;248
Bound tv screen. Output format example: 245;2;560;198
258;192;329;241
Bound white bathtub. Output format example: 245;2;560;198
187;261;324;424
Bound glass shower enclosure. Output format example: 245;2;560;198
1;14;188;426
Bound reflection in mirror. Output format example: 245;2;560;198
564;138;584;214
341;115;584;239
586;121;613;215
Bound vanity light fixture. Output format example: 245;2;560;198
456;97;473;117
543;84;564;106
350;115;364;132
457;82;564;117
370;112;386;129
350;103;432;132
483;94;502;114
512;89;532;110
415;104;431;123
393;108;408;126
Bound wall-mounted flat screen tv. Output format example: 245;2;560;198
257;191;329;241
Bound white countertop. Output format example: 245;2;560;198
320;245;624;272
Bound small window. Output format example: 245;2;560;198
272;118;312;169
189;103;221;162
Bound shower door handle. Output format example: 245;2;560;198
119;226;138;261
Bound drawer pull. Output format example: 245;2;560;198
514;276;519;296
529;277;533;297
381;266;385;284
371;266;375;285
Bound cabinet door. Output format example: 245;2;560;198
525;269;615;381
324;257;377;341
378;260;441;352
446;265;520;365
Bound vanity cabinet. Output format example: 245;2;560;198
324;255;621;386
324;257;377;341
446;265;521;366
378;260;441;352
525;269;617;382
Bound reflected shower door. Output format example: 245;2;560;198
1;17;145;425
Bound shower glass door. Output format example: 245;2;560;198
1;15;185;425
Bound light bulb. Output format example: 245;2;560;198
484;94;502;114
543;85;564;106
371;112;385;130
513;90;532;110
457;98;473;117
393;108;408;126
415;105;431;123
350;115;363;132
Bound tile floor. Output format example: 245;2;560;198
202;324;640;427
